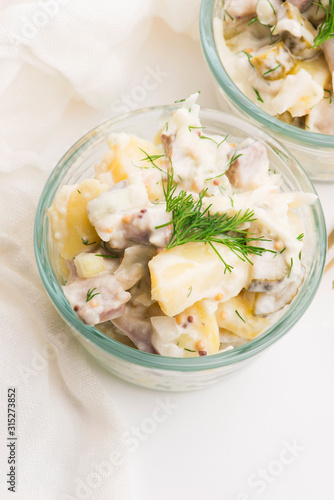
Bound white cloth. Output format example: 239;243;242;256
0;1;200;499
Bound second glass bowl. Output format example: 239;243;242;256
200;0;334;181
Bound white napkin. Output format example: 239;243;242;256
0;1;200;499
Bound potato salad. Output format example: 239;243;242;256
49;93;316;358
214;0;334;134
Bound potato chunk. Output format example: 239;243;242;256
217;291;269;340
48;179;108;259
74;253;106;278
95;134;163;201
149;242;251;317
151;300;220;357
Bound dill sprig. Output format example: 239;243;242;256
155;162;272;273
263;63;281;76
235;310;246;323
205;151;242;181
138;149;272;273
81;238;96;246
95;254;118;259
313;0;334;47
253;88;264;103
86;288;100;302
200;134;229;148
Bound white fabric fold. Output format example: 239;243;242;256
0;1;201;498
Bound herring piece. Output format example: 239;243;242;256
223;0;258;19
251;41;295;81
87;180;149;232
63;274;130;326
115;245;156;290
117;205;172;248
273;3;319;60
225;141;269;190
288;0;312;12
302;1;329;25
323;39;334;77
87;180;172;248
112;303;157;354
248;238;288;292
306;99;334;135
253;265;305;316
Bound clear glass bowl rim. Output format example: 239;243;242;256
199;0;334;148
34;104;326;372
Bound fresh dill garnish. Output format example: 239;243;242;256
241;50;254;68
139;149;165;168
200;134;229;148
188;125;206;132
229;196;234;207
184;348;196;352
187;286;192;297
297;233;304;241
166;122;169;131
324;89;333;104
280;247;286;254
270;24;277;41
155;161;272;273
224;9;234;21
205;152;242;181
86;288;100;302
266;0;276;14
299;251;302;261
81;238;96;246
248;17;258;26
313;0;334;47
101;241;119;257
138;149;272;273
263;63;281;76
287;258;293;278
77;190;81;194
253;88;264;103
174;98;186;103
235;310;246;323
95;254;118;259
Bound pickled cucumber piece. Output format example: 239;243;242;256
273;2;319;60
253;265;305;317
251;41;295;81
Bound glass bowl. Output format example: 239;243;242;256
34;105;326;391
200;0;334;181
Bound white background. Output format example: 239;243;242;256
40;18;334;500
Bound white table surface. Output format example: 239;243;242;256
41;19;334;500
